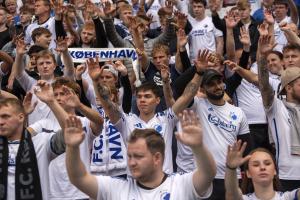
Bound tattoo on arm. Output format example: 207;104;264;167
258;57;274;108
96;83;122;119
184;82;199;98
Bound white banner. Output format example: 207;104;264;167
68;48;141;86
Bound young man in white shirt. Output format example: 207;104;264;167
12;36;74;125
258;36;300;191
0;98;65;200
85;54;206;174
65;110;216;200
188;0;223;61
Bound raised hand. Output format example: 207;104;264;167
259;35;276;55
103;1;116;17
86;1;98;18
239;26;250;46
209;0;219;13
114;60;127;76
223;60;241;72
176;110;203;148
257;22;269;37
15;35;27;56
160;64;170;82
34;80;55;103
264;9;274;25
128;16;141;34
279;21;290;32
63;85;81;108
225;10;239;29
51;0;64;17
55;36;68;53
86;57;103;81
226;140;251;169
194;49;211;72
174;11;187;29
64;115;85;147
75;0;86;10
164;0;174;17
23;92;38;115
177;28;188;48
75;64;87;80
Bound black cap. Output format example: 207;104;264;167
201;69;223;86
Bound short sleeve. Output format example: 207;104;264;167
16;71;37;92
238;110;250;136
214;26;223;37
96;176;126;200
29;119;48;135
281;189;299;199
175;172;213;199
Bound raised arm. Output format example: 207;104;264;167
257;35;276;108
65;115;98;199
161;64;175;108
102;2;129;48
287;0;299;25
225;140;251;200
55;37;75;79
176;110;216;196
0;50;14;74
115;60;132;114
225;11;239;61
175;28;189;73
86;57;122;124
86;2;108;48
13;37;26;78
224;60;259;86
172;50;211;115
62;85;103;135
0;89;18;99
279;22;300;46
34;80;69;129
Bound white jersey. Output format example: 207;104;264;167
114;108;178;174
265;97;300;180
233;64;267;124
29;117;96;199
188;16;223;61
91;107;127;176
7;132;56;200
192;97;249;178
96;172;212;200
242;190;299;200
25;17;56;50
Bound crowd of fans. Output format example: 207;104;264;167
0;0;300;199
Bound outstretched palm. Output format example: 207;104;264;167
34;80;55;103
176;110;203;148
226;140;251;169
194;49;211;72
86;57;103;81
64;115;85;147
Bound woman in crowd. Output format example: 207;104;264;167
225;140;300;200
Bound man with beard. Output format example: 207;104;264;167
178;69;252;200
